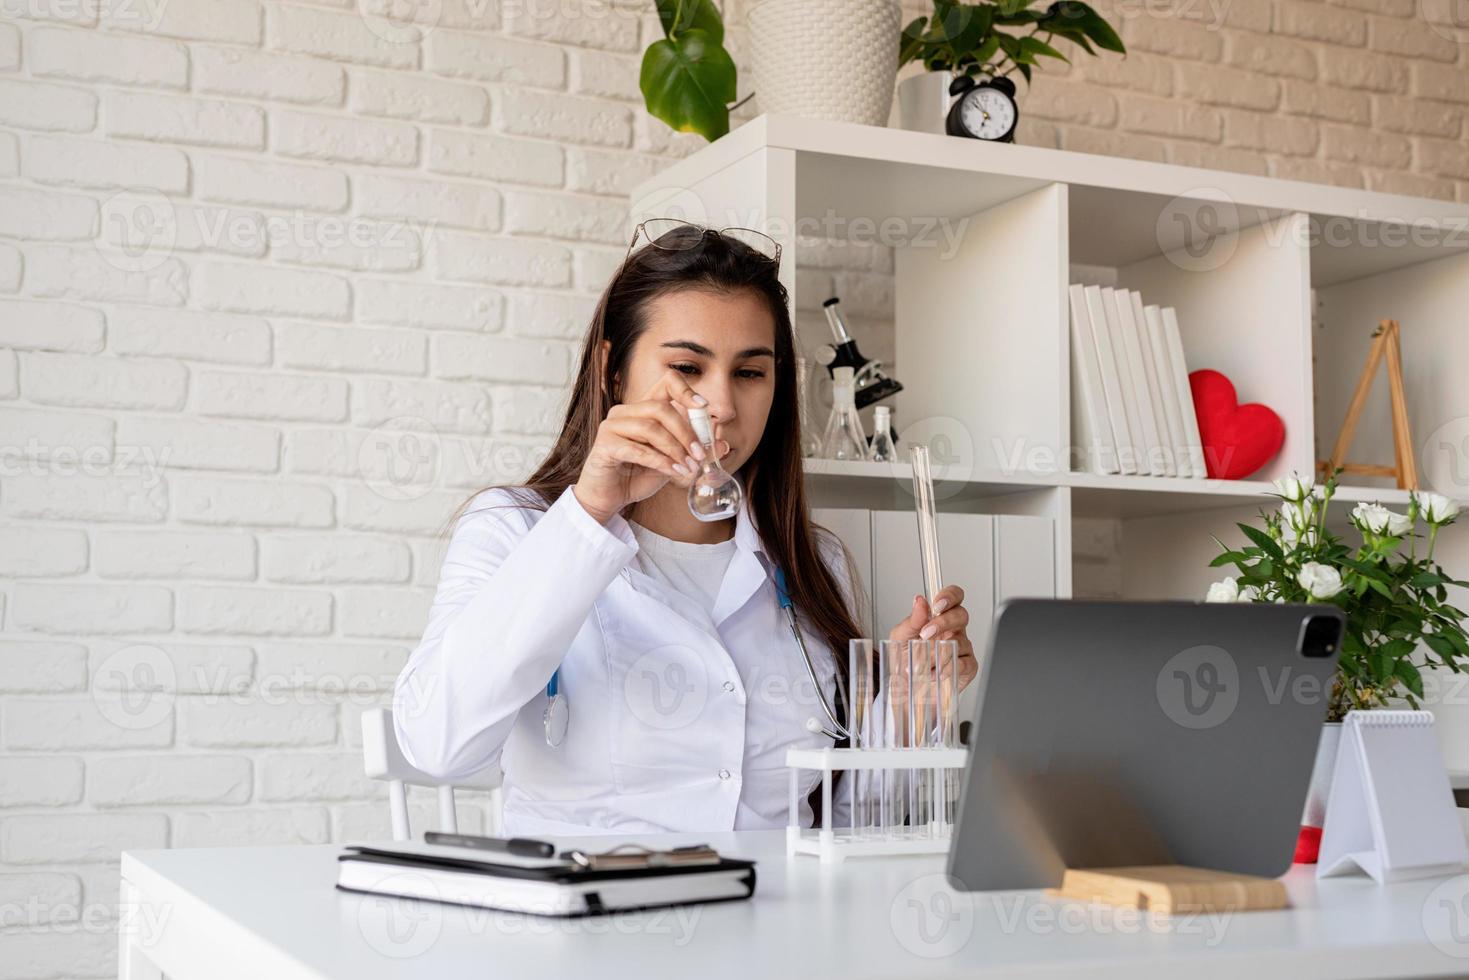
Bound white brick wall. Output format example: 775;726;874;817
0;1;1463;972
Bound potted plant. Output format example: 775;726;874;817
746;0;905;128
1205;471;1468;861
895;0;1124;136
640;0;740;142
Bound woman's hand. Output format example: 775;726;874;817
883;586;979;738
573;368;731;525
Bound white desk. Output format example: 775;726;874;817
120;828;1469;980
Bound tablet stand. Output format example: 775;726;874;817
1048;865;1288;914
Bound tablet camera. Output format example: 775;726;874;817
1299;615;1343;658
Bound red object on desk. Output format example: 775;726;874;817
1189;369;1286;480
1294;825;1323;864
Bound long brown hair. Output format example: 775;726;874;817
444;225;866;685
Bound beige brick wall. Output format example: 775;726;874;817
887;0;1469;201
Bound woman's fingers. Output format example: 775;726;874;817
930;584;965;615
886;594;931;644
607;416;690;471
644;368;708;414
610;398;700;458
602;437;681;481
919;603;969;640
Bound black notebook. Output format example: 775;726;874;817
336;842;757;918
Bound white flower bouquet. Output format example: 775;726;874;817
1206;470;1467;720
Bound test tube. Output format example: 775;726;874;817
913;638;937;837
847;639;873;838
910;445;944;609
910;446;945;840
934;638;960;835
877;638;903;835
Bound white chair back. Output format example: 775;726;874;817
360;707;504;841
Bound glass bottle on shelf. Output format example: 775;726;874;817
869;405;896;462
821;366;869;462
795;354;821;458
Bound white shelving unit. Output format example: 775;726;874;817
632;114;1469;603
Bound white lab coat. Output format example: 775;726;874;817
392;483;857;835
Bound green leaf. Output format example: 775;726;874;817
972;34;1001;66
1395;659;1425;698
1364;576;1395;600
1045;0;1126;53
1046;23;1097;55
1381;637;1417;660
1425;633;1458;658
640;29;737;143
1371;647;1394;683
1020;34;1070;62
655;0;723;44
1412;571;1448;588
899;17;928;65
1239;524;1286;565
950;4;993;51
925;1;963;42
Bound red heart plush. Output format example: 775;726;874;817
1189;369;1285;480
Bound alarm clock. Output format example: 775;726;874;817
945;74;1018;143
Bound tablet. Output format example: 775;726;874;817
947;599;1345;890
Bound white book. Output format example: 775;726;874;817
1160;307;1206;478
1098;286;1150;475
1143;304;1193;478
1067;284;1118;475
1318;711;1468;884
1082;285;1137;475
1121;289;1175;477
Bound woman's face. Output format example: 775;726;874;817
615;287;778;475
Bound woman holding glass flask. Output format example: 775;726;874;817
392;221;978;836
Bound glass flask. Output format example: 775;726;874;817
821;366;869;461
686;407;742;522
869;405;896;462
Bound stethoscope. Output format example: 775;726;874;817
542;565;852;747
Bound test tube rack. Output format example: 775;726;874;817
786;746;969;863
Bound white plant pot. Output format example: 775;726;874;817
897;70;955;134
747;0;902;127
1301;721;1342;828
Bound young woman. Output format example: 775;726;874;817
392;221;978;836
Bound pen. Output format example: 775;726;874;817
423;831;556;858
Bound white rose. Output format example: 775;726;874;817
1206;577;1240;603
1273;474;1314;501
1239;585;1262;602
1421;492;1461;525
1352;502;1390;535
1297;562;1344;600
1384;510;1413;536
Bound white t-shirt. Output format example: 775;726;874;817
628;520;737;620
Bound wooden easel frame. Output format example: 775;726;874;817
1317;319;1419;490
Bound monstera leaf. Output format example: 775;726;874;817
641;26;737;141
656;0;723;43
